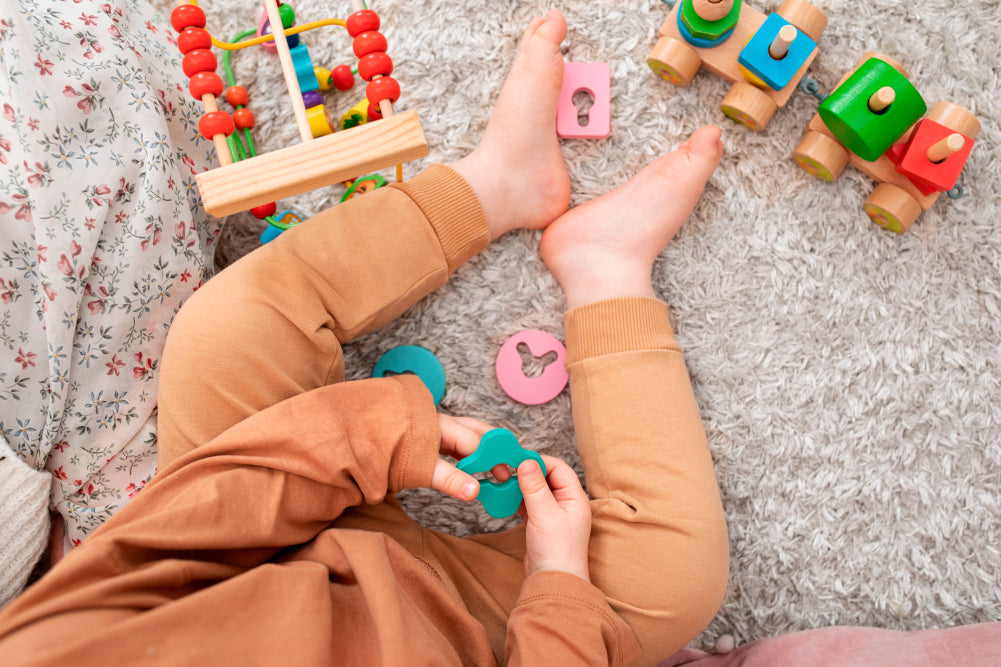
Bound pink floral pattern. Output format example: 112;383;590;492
1;0;223;550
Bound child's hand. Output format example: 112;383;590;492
517;455;592;582
431;414;495;501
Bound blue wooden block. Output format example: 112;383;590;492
259;224;283;244
289;43;319;94
737;13;815;91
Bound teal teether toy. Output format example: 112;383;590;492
372;345;446;405
457;428;545;518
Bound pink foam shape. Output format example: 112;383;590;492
258;7;278;54
495;330;569;405
556;62;611;139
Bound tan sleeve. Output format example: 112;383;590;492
505;571;641;666
157;165;488;466
0;375;439;657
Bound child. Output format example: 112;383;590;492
0;9;729;666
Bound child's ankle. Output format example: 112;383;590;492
561;270;656;309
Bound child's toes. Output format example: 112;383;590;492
685;125;724;168
653;125;723;185
534;10;567;47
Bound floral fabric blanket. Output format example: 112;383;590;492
1;0;219;550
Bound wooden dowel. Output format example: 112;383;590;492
868;86;895;113
264;0;313;142
693;0;733;21
350;0;395;119
769;24;798;59
175;1;233;166
927;133;965;163
201;94;234;165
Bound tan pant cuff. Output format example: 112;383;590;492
564;297;680;365
390;164;490;274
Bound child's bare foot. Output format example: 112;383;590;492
451;10;570;240
540;125;724;308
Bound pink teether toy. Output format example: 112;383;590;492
495;330;569;405
556;62;611;139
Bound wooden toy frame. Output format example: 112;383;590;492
175;0;428;217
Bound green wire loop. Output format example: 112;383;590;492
223;28;259;163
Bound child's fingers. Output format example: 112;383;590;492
431;458;480;501
491;463;513;482
449;415;495;435
436;414;494;459
517;459;560;518
537;455;589;505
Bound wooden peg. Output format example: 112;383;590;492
201;94;233;166
927;132;965;163
175;1;232;166
693;0;734;22
350;0;395;118
769;24;798;59
264;0;313;142
868;86;895;113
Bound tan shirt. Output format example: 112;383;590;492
0;374;639;665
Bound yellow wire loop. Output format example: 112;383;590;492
210;18;347;51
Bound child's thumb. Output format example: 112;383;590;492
518;459;557;518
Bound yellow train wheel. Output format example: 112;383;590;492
864;183;922;233
648;37;702;87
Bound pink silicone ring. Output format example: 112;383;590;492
495;330;568;405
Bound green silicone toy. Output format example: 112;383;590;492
457;429;546;518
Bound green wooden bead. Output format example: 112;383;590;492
679;0;742;42
818;58;926;162
278;3;296;29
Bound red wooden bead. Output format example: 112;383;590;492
233;108;255;130
198;110;234;139
358;52;393;81
177;27;212;54
182;49;217;77
225;86;249;107
366;76;400;107
353;31;387;59
170;4;206;32
346;9;380;38
188;71;224;100
330;64;354;91
367;102;383;121
250;202;277;219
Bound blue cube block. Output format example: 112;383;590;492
289;43;319;93
738;13;816;91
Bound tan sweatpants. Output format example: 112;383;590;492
156;165;728;664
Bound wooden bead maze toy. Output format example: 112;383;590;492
169;0;428;233
648;0;827;131
791;52;980;233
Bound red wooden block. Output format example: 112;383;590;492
893;118;973;194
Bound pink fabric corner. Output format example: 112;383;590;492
659;623;1001;666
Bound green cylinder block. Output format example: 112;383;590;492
818;58;926;162
679;0;743;42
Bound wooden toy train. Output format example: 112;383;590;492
648;0;828;131
791;53;979;233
